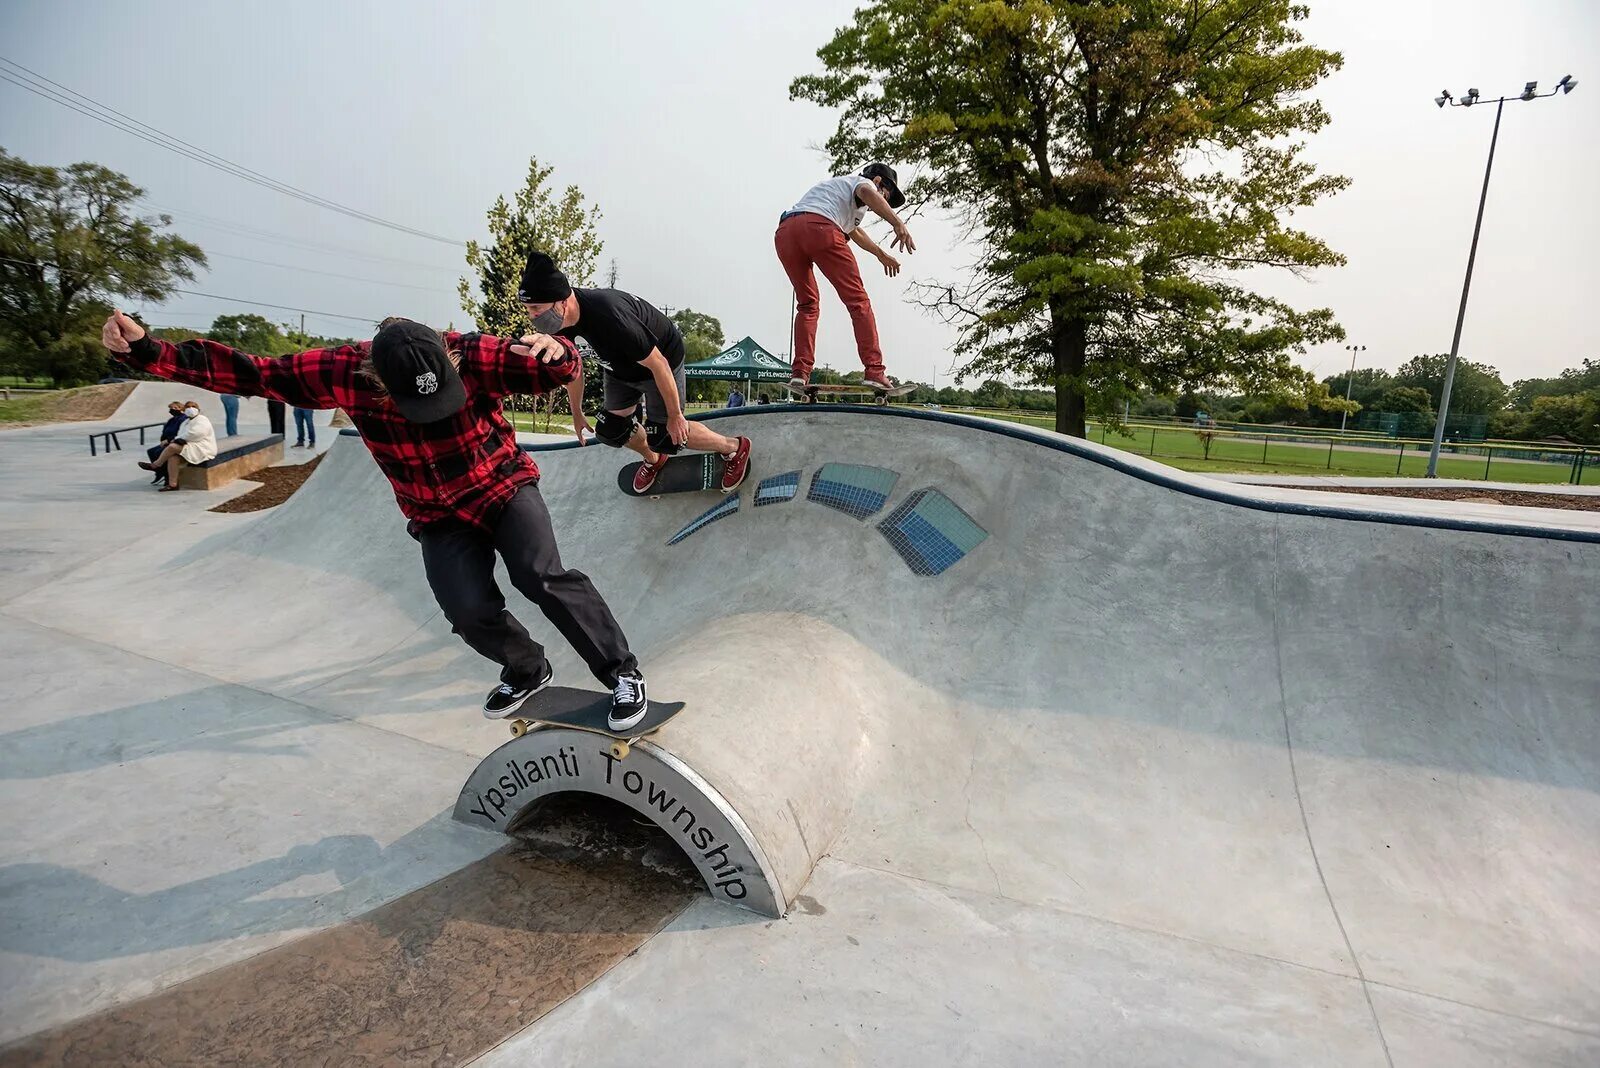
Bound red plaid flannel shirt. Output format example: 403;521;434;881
120;331;579;530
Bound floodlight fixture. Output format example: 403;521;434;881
1521;80;1539;100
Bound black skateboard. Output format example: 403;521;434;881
506;684;686;759
617;452;729;497
787;383;916;406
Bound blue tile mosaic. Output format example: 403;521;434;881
877;489;989;575
754;470;801;507
667;494;740;546
806;463;899;520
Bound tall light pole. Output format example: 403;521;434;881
1340;343;1366;433
1426;75;1577;477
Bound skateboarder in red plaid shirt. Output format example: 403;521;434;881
100;310;654;731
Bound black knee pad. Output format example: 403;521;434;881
644;422;681;456
594;410;635;448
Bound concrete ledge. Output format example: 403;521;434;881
454;727;783;917
179;435;284;491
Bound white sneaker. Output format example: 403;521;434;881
609;670;648;732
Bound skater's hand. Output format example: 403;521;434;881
101;310;145;354
667;412;691;447
511;333;571;365
890;223;916;254
572;413;592;445
878;251;901;278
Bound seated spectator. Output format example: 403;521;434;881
726;388;745;408
144;400;187;485
138;401;217;491
756;392;771;405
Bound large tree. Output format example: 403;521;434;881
458;157;602;339
0;147;205;385
792;0;1348;436
1392;353;1507;415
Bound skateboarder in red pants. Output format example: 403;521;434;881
775;163;916;392
100;310;655;731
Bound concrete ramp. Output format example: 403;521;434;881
8;404;1597;1060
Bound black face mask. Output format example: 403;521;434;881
531;304;565;333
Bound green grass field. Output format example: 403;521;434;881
967;410;1597;486
0;392;52;423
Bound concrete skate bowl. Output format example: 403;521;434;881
465;404;1597;1040
17;402;1597;1047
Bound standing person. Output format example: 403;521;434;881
726;387;745;409
775;163;915;392
219;392;240;437
293;406;316;449
144;399;187;484
267;398;286;436
101;310;654;730
518;252;752;496
138;399;216;491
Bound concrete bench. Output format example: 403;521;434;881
178;435;285;491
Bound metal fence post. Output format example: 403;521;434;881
1327;439;1335;469
1483;447;1493;480
1262;436;1269;464
1396;442;1405;475
1148;428;1157;456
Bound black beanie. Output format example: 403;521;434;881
518;252;572;304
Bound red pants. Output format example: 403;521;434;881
774;213;884;378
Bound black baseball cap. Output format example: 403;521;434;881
861;162;905;209
370;319;466;423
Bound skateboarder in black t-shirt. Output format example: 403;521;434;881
518;252;753;496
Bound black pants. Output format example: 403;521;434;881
267;400;286;435
418;483;636;688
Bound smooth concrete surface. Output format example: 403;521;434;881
2;405;1596;1064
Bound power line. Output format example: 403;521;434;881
0;56;465;247
206;250;447;293
166;287;382;324
0;253;382;324
140;201;466;275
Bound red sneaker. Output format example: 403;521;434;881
719;437;752;494
633;454;669;494
862;370;893;391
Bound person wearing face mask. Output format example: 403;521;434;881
101;309;654;731
519;251;753;496
138;400;216;491
143;400;188;485
776;162;915;392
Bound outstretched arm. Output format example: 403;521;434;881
458;331;580;397
102;311;349;410
848;227;901;277
855;181;916;253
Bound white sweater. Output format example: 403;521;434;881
177;413;217;464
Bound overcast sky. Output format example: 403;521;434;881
1;0;1595;388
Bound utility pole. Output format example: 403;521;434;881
1340;344;1366;434
1427;74;1577;476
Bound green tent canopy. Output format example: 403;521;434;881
683;336;792;382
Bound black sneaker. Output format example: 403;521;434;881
609;670;648;732
482;662;553;719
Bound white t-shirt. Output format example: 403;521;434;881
787;175;873;234
177;412;217;464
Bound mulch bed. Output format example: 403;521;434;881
209;453;324;513
1265;484;1600;513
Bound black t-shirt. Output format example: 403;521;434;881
557;288;684;383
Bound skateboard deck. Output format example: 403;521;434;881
506;684;686;759
617;451;728;497
787;383;916;406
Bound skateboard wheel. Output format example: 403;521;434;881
509;720;528;738
610;740;631;760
